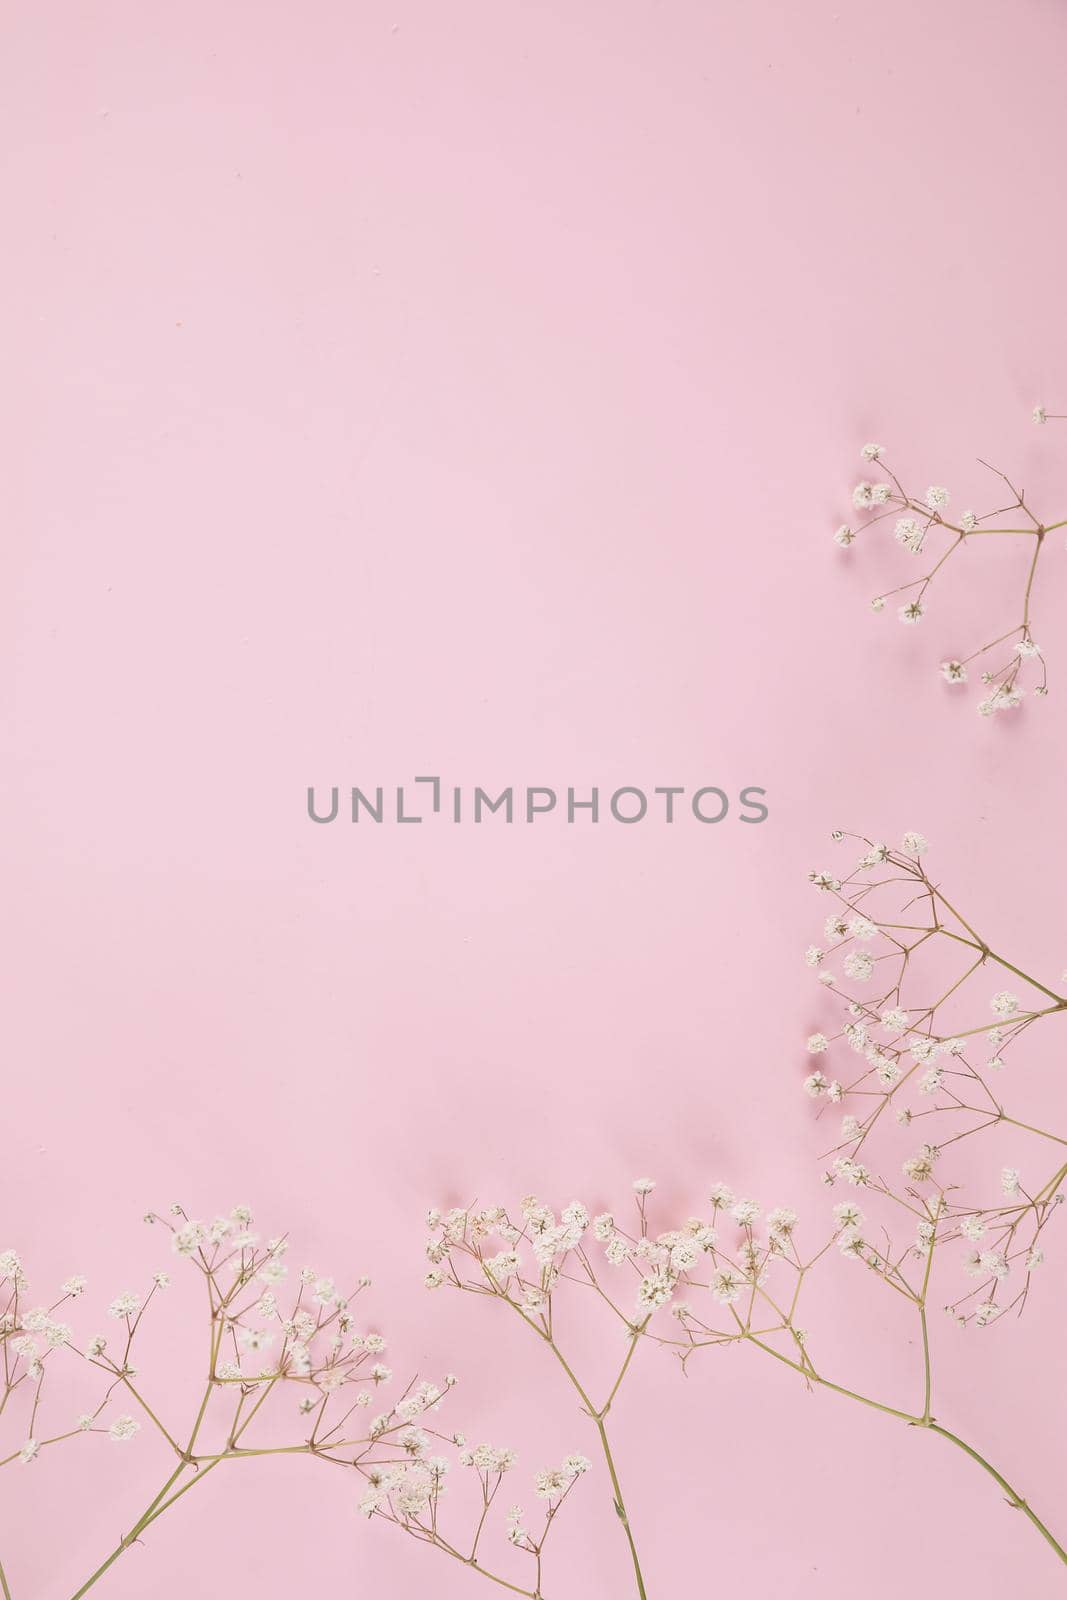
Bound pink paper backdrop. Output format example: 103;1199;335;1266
4;0;1067;1594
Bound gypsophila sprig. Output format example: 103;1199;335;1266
802;832;1067;1326
422;1190;668;1599
360;1436;592;1599
0;1247;122;1488
619;1178;1067;1571
3;1205;463;1600
834;437;1066;714
414;1177;1067;1579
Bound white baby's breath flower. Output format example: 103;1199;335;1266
107;1292;141;1320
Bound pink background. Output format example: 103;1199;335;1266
4;0;1067;1594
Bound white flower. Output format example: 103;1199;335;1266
941;659;967;683
959;510;978;532
844;950;873;982
833;524;855;547
838;1227;867;1260
990;991;1019;1018
107;1292;141;1320
963;1249;985;1278
62;1275;87;1298
710;1267;744;1305
632;1178;656;1196
900;831;928;855
806;1033;829;1054
108;1414;140;1443
902;1145;939;1183
637;1270;675;1311
730;1199;760;1228
898;600;925;624
809;871;841;892
1033;405;1047;424
19;1440;39;1463
871;595;886;612
767;1207;798;1240
803;1071;828;1097
1002;1167;1021;1197
924;485;949;511
171;1221;208;1257
860;443;885;461
894;517;923;552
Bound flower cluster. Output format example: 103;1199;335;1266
803;832;1066;1325
359;1434;592;1598
0;1205;464;1600
0;1247;146;1476
832;432;1065;714
416;1171;1067;1584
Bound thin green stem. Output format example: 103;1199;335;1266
69;1463;189;1598
499;1291;647;1600
928;1424;1067;1566
736;1334;1067;1568
590;1413;648;1600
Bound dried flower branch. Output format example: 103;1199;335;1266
422;1195;656;1599
833;430;1066;714
633;1183;1067;1570
803;831;1067;1324
416;1180;1067;1584
1;1205;518;1600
